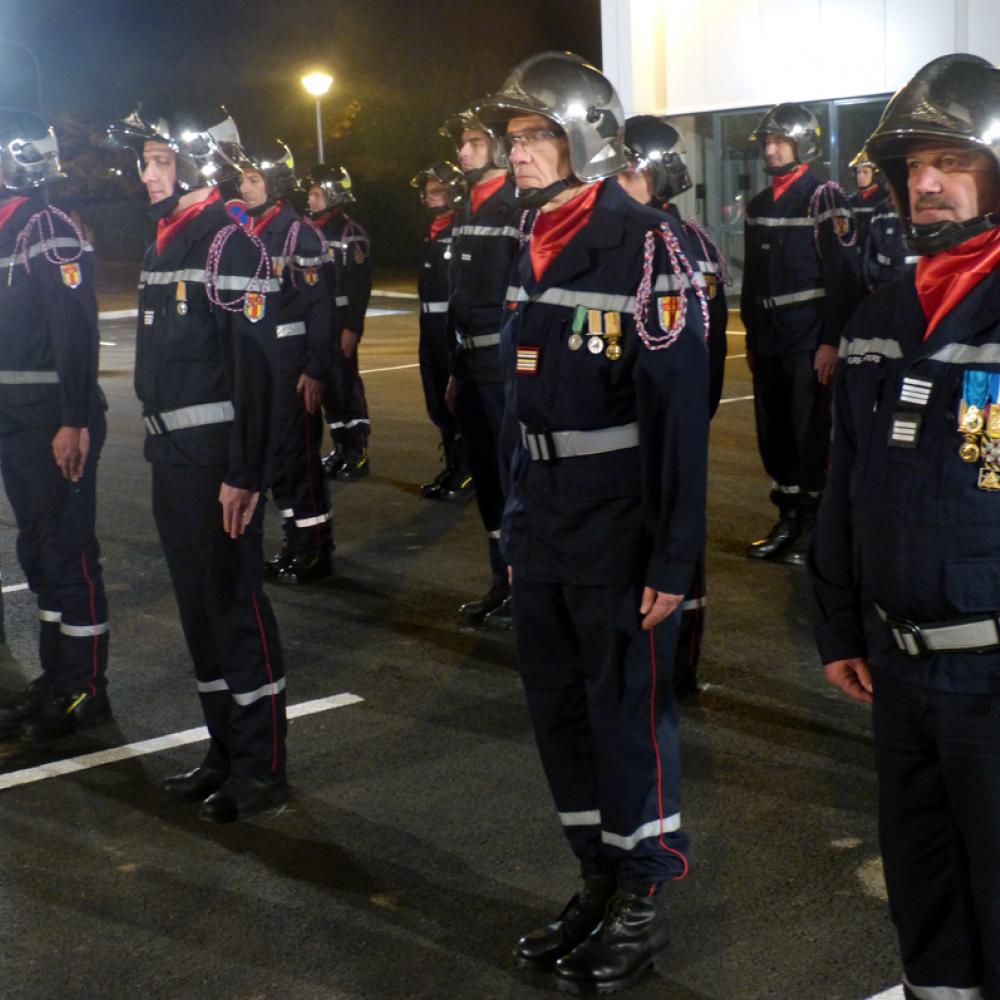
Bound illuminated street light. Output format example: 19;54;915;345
301;72;334;163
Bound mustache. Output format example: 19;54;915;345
914;195;953;210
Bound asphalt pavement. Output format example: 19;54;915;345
0;295;902;1000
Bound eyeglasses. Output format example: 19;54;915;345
503;128;564;154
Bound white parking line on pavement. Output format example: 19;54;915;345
719;394;755;405
864;987;903;1000
0;692;364;792
1;583;28;595
360;362;420;375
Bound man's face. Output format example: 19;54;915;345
762;134;797;170
855;165;874;189
239;170;269;208
307;185;328;213
422;179;451;210
505;113;571;192
906;143;1000;226
141;141;177;204
617;165;655;205
458;129;491;173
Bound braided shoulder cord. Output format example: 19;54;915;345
518;209;537;249
11;206;87;283
339;219;370;266
279;218;330;291
809;180;856;253
683;217;731;285
205;224;272;313
633;223;711;351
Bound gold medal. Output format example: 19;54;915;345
961;404;985;434
960;438;981;463
605;342;622;361
568;333;584;351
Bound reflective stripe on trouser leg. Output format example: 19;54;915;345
0;418;109;693
152;464;287;779
513;580;688;884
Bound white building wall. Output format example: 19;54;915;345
601;0;1000;115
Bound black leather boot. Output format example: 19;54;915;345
274;552;333;585
776;494;819;566
514;874;615;971
160;766;229;803
20;688;113;744
747;491;801;560
553;890;669;994
0;677;53;735
198;773;288;824
441;438;474;501
335;449;370;482
263;548;292;579
481;595;513;631
458;583;509;624
322;447;345;478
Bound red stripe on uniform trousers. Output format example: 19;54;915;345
251;593;280;774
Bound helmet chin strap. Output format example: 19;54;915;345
463;165;492;185
147;191;180;222
906;211;1000;255
515;177;571;209
763;161;800;177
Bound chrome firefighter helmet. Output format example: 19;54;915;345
305;163;355;207
410;160;465;209
0;108;63;191
237;140;298;200
623;115;692;201
750;103;822;164
438;110;508;173
849;148;877;172
107;107;242;191
475;50;625;183
866;53;1000;254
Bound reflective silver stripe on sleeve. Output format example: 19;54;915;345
512;286;637;314
290;254;326;268
0;237;92;269
654;272;706;293
457;333;501;350
772;483;800;494
232;678;287;706
421;301;449;314
903;975;984;999
60;621;109;638
197;679;230;694
840;336;903;360
758;288;825;309
812;207;853;226
0;371;59;384
327;417;371;430
144;401;235;435
278;508;294;519
929;343;1000;366
276;322;306;338
601;815;682;850
215;274;280;293
876;253;920;266
335;295;349;307
294;513;331;528
452;224;520;239
559;810;601;826
697;260;718;274
38;610;62;623
681;597;707;611
746;216;813;227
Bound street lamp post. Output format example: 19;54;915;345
301;72;334;164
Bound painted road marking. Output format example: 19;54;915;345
1;583;28;595
0;693;363;792
864;988;903;1000
360;363;420;375
719;394;754;405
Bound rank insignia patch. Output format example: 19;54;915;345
657;294;681;332
516;346;540;374
303;268;318;286
60;262;82;289
244;291;265;323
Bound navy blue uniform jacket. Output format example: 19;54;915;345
812;267;1000;693
501;180;709;595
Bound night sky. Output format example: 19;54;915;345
0;1;603;263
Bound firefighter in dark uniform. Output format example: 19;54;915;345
848;148;886;255
108;109;287;823
811;54;1000;1000
742;103;860;565
863;193;919;292
306;165;372;481
237;142;334;584
0;109;110;742
410;161;473;500
476;52;710;993
440;109;521;628
618;114;728;698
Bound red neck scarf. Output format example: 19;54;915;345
250;201;284;237
471;173;506;214
861;184;881;201
772;163;809;202
530;182;602;282
429;210;454;240
0;196;29;236
916;226;1000;339
156;189;220;255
